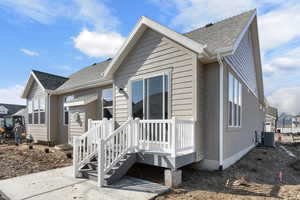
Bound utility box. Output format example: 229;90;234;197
262;132;275;147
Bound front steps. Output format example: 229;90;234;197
79;153;137;185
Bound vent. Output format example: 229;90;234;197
205;23;214;28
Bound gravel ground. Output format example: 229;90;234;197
0;141;72;180
132;143;300;200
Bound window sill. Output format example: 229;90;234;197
227;126;242;132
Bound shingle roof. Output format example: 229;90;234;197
184;9;256;54
0;103;26;118
32;70;68;90
56;60;111;92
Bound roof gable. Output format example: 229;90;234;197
103;16;209;78
21;70;68;98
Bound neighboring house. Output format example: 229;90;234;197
22;10;265;186
277;113;293;129
264;100;278;132
0;103;26;127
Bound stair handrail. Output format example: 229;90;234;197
73;119;112;178
97;118;136;186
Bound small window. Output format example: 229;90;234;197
28;100;33;124
228;72;242;127
64;95;74;125
33;99;39;124
39;97;45;124
102;88;113;119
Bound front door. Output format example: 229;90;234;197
131;74;169;120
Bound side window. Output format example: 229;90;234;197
39;97;45;124
28;100;33;124
33;98;39;124
228;72;242;127
64;95;74;125
102;88;113;119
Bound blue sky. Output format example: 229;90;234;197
0;0;300;114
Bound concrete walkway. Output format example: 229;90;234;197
0;167;169;200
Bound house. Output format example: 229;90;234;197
264;100;278;132
0;103;26;127
22;9;265;187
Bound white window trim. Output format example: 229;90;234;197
128;71;171;120
228;72;242;128
63;95;74;126
102;88;113;119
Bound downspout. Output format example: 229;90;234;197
47;93;52;144
217;53;224;170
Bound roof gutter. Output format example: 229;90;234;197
51;80;113;95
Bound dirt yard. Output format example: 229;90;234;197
130;141;300;200
0;141;72;180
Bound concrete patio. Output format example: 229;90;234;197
0;167;169;200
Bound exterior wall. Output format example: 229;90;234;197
49;95;59;143
26;80;48;142
203;62;220;161
113;28;198;123
113;28;204;161
223;62;264;160
55;85;112;144
69;107;86;138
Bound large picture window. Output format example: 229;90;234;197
102;88;113;119
131;73;169;120
228;72;242;127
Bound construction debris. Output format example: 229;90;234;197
0;142;72;180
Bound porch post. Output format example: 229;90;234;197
98;139;105;187
171;117;177;157
73;136;79;178
88;119;92;130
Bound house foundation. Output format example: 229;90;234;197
164;169;182;188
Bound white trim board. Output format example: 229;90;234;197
222;144;255;170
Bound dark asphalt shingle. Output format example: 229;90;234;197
184;9;256;54
56;60;111;92
0;103;26;118
32;70;68;90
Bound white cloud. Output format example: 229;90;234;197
258;3;300;52
0;85;25;105
74;0;119;32
268;87;300;115
72;1;125;58
20;48;39;56
73;29;125;57
0;0;70;24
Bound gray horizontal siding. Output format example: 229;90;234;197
27;124;48;141
26;80;48;142
114;29;197;125
225;30;258;96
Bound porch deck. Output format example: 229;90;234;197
73;118;196;187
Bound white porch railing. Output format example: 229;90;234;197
74;117;196;187
278;127;300;133
73;118;114;177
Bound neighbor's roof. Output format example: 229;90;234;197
32;70;68;90
184;9;256;54
55;60;112;93
0;103;26;118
